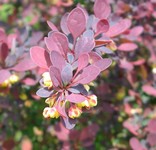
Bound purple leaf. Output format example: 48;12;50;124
50;51;66;71
12;58;37;72
61;117;76;130
96;19;109;34
66;93;86;103
36;88;53;98
60;13;70;35
67;7;86;39
68;84;88;95
75;36;95;58
45;32;69;56
118;43;138;51
77;53;89;72
106;19;131;37
49;66;62;87
93;58;112;71
94;0;111;19
76;65;100;84
47;20;58;31
0;69;11;83
61;63;73;85
147;133;156;147
30;46;51;69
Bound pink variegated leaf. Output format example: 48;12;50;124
67;7;86;38
130;137;147;150
96;19;109;35
61;63;73;85
50;51;66;71
93;58;112;71
118;43;138;51
49;66;62;87
142;85;156;97
106;19;131;37
0;69;11;83
30;46;51;69
75;36;95;57
0;30;7;43
45;32;68;56
66;93;86;103
60;13;70;35
56;100;68;118
47;21;58;31
77;65;100;84
12;58;37;72
77;53;89;72
94;0;111;19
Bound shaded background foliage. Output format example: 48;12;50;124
0;0;156;150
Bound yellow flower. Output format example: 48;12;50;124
87;95;97;107
106;41;117;51
43;107;59;119
68;105;82;119
42;72;52;88
77;100;90;108
9;74;19;84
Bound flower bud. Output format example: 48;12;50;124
106;41;117;51
68;105;82;119
87;95;97;107
77;100;90;108
43;107;60;119
9;74;19;84
42;72;52;87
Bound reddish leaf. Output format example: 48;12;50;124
77;65;100;84
118;43;138;51
130;137;146;150
47;20;58;31
119;59;134;71
106;19;131;37
45;32;69;56
94;0;111;19
12;58;37;72
0;43;9;64
61;63;73;85
93;58;112;71
77;53;89;72
147;133;156;147
96;19;109;34
75;36;95;57
130;26;144;36
142;85;156;97
146;119;156;133
66;93;86;103
30;46;50;69
50;51;66;71
89;52;102;64
131;59;145;66
67;7;86;38
0;69;11;83
60;13;70;35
